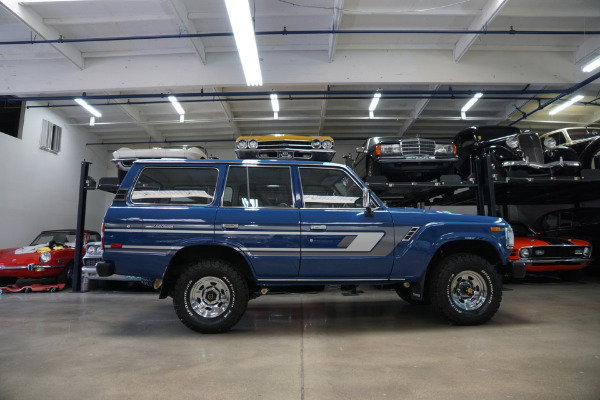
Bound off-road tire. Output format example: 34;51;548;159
430;253;502;325
173;259;249;333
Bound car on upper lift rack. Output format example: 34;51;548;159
539;126;600;169
352;136;458;182
453;126;581;179
235;134;336;162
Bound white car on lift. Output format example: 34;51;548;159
112;146;209;180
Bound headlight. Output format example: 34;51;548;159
39;251;52;263
505;226;514;249
86;245;99;256
519;248;531;258
322;139;333;150
506;136;519;149
248;139;259;149
544;137;557;150
435;144;455;154
236;139;248;149
379;144;402;154
584;247;591;257
311;138;322;149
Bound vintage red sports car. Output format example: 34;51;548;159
0;229;100;286
509;221;592;280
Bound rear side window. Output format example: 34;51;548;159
131;167;218;205
223;166;293;208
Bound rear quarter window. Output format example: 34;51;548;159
131;167;219;206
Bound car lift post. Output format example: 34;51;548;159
72;161;92;292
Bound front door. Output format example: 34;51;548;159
297;166;394;280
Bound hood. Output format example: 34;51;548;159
387;207;506;226
515;236;590;247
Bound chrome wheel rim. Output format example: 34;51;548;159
190;277;231;318
450;271;488;311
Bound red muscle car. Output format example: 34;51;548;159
509;221;592;280
0;229;100;285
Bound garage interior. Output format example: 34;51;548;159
0;1;599;399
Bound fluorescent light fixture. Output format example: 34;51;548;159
225;0;263;86
270;93;279;112
368;92;381;112
461;111;466;120
274;112;278;120
168;95;185;115
74;98;102;118
548;95;584;115
89;117;95;126
179;114;185;123
582;55;600;73
369;111;374;119
461;92;483;113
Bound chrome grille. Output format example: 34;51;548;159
528;246;588;259
517;133;544;164
400;138;436;156
258;140;313;149
83;257;102;267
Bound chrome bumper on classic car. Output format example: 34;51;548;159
0;264;63;271
502;159;580;170
519;257;591;266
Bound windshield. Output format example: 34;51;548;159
30;231;77;246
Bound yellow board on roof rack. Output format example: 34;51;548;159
235;134;335;162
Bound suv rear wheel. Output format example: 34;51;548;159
430;253;502;325
173;259;249;333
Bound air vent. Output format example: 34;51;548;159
114;188;128;202
402;227;420;242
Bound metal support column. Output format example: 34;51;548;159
72;161;91;292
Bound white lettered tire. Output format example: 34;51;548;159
430;253;502;325
173;259;249;333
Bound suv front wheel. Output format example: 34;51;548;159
173;259;249;333
430;253;502;325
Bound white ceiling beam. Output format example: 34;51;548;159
214;88;241;138
327;0;344;63
166;0;207;65
575;35;600;68
398;84;440;136
107;94;165;142
453;0;509;63
0;0;84;69
43;15;173;25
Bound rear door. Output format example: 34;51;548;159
214;165;300;280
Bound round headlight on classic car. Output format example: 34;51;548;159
543;137;557;150
584;247;591;257
506;135;519;149
86;245;99;255
519;248;531;258
311;138;322;149
236;139;248;149
39;251;52;263
322;139;333;150
248;139;259;149
435;144;455;154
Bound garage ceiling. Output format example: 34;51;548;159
1;0;599;147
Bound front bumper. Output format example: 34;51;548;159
236;148;335;162
502;160;580;170
507;260;527;278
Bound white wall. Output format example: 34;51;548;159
0;102;114;249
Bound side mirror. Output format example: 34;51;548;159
85;176;97;190
363;188;374;217
356;147;365;154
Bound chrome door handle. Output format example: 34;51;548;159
223;223;238;229
310;225;326;231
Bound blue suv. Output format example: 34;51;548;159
97;159;524;333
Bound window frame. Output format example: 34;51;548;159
221;165;295;209
298;166;366;209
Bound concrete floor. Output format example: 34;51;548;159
0;276;599;400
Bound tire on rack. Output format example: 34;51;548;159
173;259;249;334
430;253;502;326
395;284;430;305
